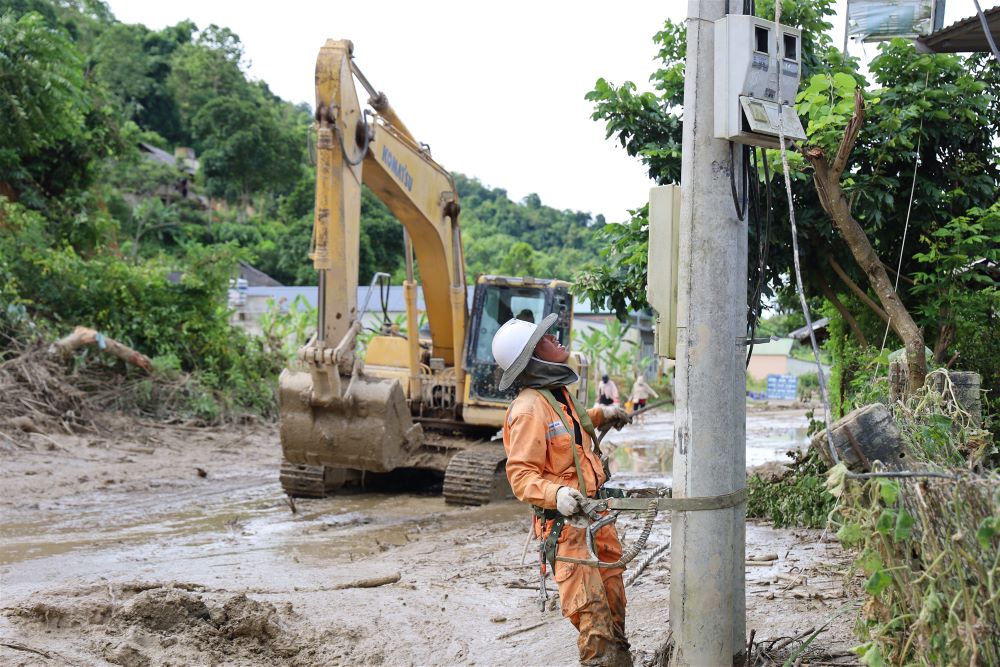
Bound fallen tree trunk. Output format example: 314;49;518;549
51;327;153;373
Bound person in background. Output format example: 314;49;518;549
627;373;658;424
596;374;619;407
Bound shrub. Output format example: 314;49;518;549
1;198;282;420
827;380;999;666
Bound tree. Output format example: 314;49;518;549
0;9;122;229
166;24;249;141
192;95;301;206
499;241;541;277
91;22;151;121
0;11;87;197
577;2;999;395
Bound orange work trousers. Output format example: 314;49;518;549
538;517;631;667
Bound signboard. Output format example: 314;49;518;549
766;374;798;401
846;0;940;41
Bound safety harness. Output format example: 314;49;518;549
527;387;605;610
525;387;748;597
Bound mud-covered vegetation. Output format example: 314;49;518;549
827;373;999;666
747;449;836;529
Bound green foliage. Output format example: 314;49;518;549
832;469;1000;666
825;385;1000;666
166;24;248;143
0;10;122;213
454;174;604;282
0;198;283;418
573;319;637;388
259;295;315;361
579;4;999;423
823;300;894;419
746;448;836;528
0;11;85;161
573;206;650;319
192;94;302;204
796;372;818;401
796;70;869;155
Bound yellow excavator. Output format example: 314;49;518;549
278;39;585;504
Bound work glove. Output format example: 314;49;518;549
601;405;631;431
556;486;586;518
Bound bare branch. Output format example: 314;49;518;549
831;89;865;178
827;256;889;322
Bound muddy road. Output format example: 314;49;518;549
1;408;860;666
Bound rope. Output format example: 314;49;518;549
556;498;658;568
774;7;967;482
973;0;1000;62
773;1;840;467
624;540;671;588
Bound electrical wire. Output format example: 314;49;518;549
773;5;959;480
877;70;930;363
729;142;750;221
746;147;773;367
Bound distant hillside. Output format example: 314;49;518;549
1;0;607;291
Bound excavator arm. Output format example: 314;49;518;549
279;40;470;493
308;39;466;392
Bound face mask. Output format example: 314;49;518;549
517;356;580;389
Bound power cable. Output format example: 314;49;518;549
877;70;930;363
773;5;959;480
746;147;773;367
729;142;750;221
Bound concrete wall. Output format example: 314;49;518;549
746;355;789;381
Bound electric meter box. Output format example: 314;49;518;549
714;15;807;148
647;185;681;360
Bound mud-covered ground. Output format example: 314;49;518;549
0;407;861;666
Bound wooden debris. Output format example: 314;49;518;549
52;327;152;372
496;621;548;640
331;572;401;589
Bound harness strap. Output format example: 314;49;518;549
535;388;591;498
540;516;565;573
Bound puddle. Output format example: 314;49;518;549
602;407;811;487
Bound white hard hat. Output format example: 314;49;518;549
492;313;558;391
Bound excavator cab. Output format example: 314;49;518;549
461;276;573;425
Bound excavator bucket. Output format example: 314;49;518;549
278;368;423;481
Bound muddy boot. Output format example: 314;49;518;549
580;647;633;667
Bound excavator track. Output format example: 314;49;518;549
443;444;513;506
279;461;328;498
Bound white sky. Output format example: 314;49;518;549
105;0;990;223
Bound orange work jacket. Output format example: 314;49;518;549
502;386;608;510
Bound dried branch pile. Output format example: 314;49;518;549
0;343;92;431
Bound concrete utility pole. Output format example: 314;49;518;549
669;1;747;664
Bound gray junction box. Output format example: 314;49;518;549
714;14;807;148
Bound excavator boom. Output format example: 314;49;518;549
279;39;577;505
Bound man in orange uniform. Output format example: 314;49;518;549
492;314;632;667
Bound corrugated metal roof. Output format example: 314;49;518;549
918;4;1000;52
787;317;829;341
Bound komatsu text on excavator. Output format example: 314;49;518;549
278;39;586;505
